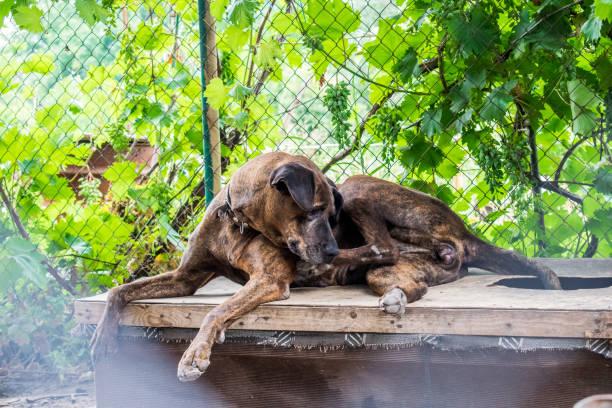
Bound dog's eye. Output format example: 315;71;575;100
307;209;323;219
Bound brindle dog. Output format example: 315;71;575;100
297;175;562;314
90;152;343;382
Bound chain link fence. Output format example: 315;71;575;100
1;0;611;299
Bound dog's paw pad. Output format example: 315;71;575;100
379;287;407;315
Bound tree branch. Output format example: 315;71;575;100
322;92;394;173
437;34;449;93
516;102;546;250
497;0;583;63
0;183;76;295
583;235;598;258
246;0;277;88
537;181;583;203
554;134;590;182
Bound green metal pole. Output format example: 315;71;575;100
197;0;214;205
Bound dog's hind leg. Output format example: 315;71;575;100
177;235;295;382
366;253;464;315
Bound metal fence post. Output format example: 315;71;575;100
197;0;214;205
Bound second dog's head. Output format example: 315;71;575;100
266;161;342;264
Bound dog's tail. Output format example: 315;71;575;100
465;237;562;290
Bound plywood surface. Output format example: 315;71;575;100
75;258;612;338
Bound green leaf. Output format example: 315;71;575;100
75;0;110;26
203;77;228;109
392;48;418;83
581;15;602;41
227;0;258;29
449;82;471;113
594;165;612;194
133;23;172;50
21;53;55;74
582;196;600;217
210;0;229;20
364;18;408;71
13;6;43;33
479;81;516;122
102;161;142;199
254;40;284;69
228;83;252;102
594;54;612;90
4;237;47;288
446;7;498;56
305;0;360;41
270;12;301;35
159;215;185;251
421;107;442;138
594;0;612;22
0;0;13;27
219;25;248;53
399;133;444;174
65;234;92;255
568;79;601;135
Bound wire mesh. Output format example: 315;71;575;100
0;0;610;294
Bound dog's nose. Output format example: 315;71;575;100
323;240;339;258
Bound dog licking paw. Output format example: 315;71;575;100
379;287;407;315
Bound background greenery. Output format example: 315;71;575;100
0;0;610;370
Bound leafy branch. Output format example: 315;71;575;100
0;182;76;295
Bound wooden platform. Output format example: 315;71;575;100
75;258;612;339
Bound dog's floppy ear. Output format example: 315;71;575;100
326;177;343;224
270;163;315;211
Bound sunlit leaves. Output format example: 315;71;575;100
12;6;43;33
218;25;248;52
203;77;228;109
211;0;230;20
75;0;110;26
227;0;258;29
364;18;409;72
581;15;602;41
0;0;13;27
594;0;612;22
1;236;47;288
21;53;55;74
133;23;173;51
102;161;142;199
305;0;360;41
254;40;283;68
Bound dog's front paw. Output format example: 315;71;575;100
90;323;119;364
379;287;407;315
177;340;212;382
177;325;221;382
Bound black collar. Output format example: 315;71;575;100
219;180;250;234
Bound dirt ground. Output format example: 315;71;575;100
0;369;95;408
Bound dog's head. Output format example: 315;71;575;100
267;162;343;264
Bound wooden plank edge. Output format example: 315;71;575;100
75;300;612;339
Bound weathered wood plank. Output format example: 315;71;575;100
75;258;612;338
75;299;612;338
77;274;612;310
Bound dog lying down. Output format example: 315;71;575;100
91;153;561;381
294;175;562;314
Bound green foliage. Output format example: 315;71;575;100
1;0;611;373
